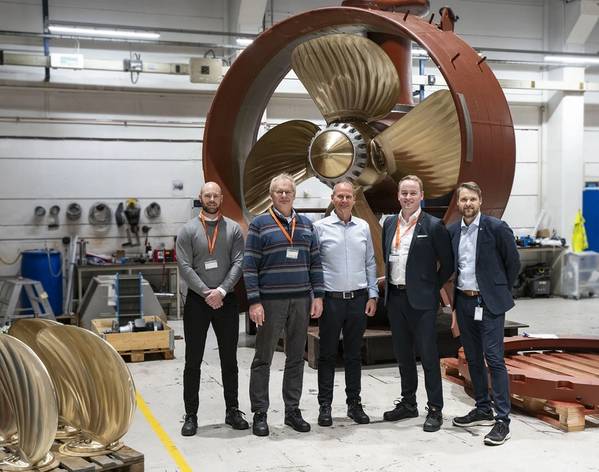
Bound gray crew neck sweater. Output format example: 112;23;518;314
176;215;244;298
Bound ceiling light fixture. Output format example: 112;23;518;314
544;54;599;65
236;38;253;46
48;25;160;40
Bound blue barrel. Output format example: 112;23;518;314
20;249;63;316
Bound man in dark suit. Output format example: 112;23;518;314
448;181;520;446
382;175;454;432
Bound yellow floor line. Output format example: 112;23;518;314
136;391;193;472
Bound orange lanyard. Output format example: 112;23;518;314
199;210;221;255
269;208;296;245
394;215;417;251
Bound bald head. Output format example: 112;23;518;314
200;181;223;214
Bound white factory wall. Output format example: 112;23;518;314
0;0;591;275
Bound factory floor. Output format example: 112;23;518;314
123;297;599;472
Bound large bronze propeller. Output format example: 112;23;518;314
243;34;461;272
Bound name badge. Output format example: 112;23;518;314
474;306;483;321
204;260;218;270
286;248;299;260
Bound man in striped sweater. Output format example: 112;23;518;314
243;173;324;437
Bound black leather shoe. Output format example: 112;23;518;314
252;412;269;437
181;414;197;436
318;404;332;427
347;401;370;425
453;408;495;427
225;407;249;430
484;420;511;446
285;409;311;432
423;407;443;432
383;400;418;422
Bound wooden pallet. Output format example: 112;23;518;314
0;445;143;472
440;357;599;432
119;347;175;363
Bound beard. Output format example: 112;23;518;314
203;206;219;214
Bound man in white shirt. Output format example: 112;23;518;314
313;180;378;427
381;175;453;432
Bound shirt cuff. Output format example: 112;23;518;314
216;286;227;297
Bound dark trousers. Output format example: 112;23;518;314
183;290;240;415
317;293;368;406
455;291;511;423
249;296;311;414
387;288;443;409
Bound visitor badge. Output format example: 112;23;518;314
474;306;483;321
286;248;299;260
204;260;218;270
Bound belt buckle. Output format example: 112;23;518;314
342;291;353;300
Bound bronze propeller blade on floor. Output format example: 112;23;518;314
243;120;320;215
373;89;461;199
291;33;400;123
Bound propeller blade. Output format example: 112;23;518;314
373;90;461;198
353;188;385;278
291;34;400;124
243;120;319;215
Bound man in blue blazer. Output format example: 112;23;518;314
448;181;520;446
382;175;453;432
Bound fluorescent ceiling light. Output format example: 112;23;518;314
48;25;160;40
412;47;428;58
544;54;599;65
236;38;253;46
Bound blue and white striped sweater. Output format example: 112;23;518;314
242;211;324;304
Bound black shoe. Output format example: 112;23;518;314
423;407;443;432
180;414;197;436
225;407;249;430
252;412;269;437
347;401;370;425
484;420;511;446
284;409;311;433
453;408;495;428
318;404;332;427
383;400;418;422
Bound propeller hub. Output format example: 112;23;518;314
309;130;353;178
308;122;369;187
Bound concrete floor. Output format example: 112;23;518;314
123;297;599;472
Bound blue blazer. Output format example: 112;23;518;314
383;211;454;310
448;213;520;315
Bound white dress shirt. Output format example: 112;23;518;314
389;208;421;285
314;212;378;298
457;212;481;291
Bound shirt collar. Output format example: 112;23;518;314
272;206;296;222
400;207;421;225
331;211;355;226
461;211;481;230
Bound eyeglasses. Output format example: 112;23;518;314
273;190;294;196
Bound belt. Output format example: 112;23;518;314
325;289;367;300
459;289;480;297
389;284;406;291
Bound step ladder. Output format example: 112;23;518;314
0;277;56;327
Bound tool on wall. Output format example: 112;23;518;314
144;202;161;219
122;198;141;247
65;203;82;221
34;206;46;218
115;202;125;226
48;205;60;229
142;225;152;258
88;202;112;228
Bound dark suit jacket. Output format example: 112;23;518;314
383;211;454;311
448;213;520;315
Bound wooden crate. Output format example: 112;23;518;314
91;316;174;362
0;444;143;472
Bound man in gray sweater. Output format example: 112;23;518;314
176;181;248;436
